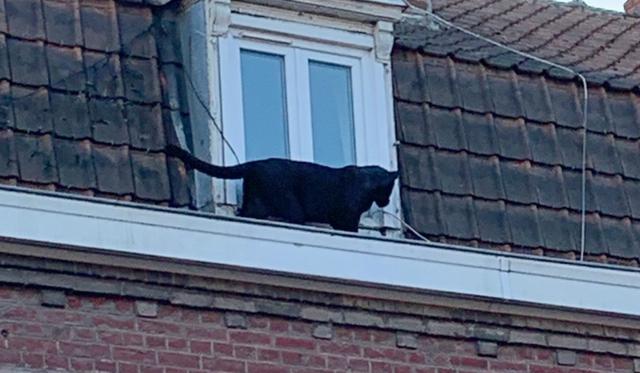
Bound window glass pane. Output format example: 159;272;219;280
240;50;289;161
309;61;356;167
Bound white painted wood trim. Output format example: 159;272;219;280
1;187;639;317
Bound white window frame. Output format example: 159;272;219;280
209;5;401;232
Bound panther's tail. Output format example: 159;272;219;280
166;144;247;179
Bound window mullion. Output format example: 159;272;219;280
293;49;315;162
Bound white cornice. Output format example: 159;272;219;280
1;186;639;317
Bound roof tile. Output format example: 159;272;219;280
0;0;6;34
42;0;83;46
585;88;614;134
429;107;466;151
11;86;52;134
441;195;478;240
591;175;630;218
126;103;164;151
474;199;511;244
391;50;425;103
499;160;537;205
54;138;96;189
0;35;10;80
80;0;120;52
401;188;445;236
395;101;433;146
530;165;568;209
5;0;45;40
555;126;582;170
623;180;640;219
7;38;48;86
518;75;554;123
423;57;459;108
0;81;13;129
548;80;583;128
587;133;623;175
453;62;489;113
398;145;438;191
130;150;171;201
607;92;640;139
50;92;91;139
0;129;18;177
92;144;134;195
526;123;562;166
84;52;124;98
601;216;635;259
116;3;156;58
14;133;57;184
122;57;161;103
581;213;608;256
537;208;576;252
468;155;504;200
432;150;472;195
88;98;128;145
46;45;84;91
460;112;497;156
166;157;192;207
506;204;543;248
485;69;523;118
494;117;530;160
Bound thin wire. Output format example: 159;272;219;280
403;1;590;261
376;210;433;243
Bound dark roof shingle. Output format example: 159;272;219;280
394;0;640;264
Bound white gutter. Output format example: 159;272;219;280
0;186;639;316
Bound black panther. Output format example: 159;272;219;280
166;145;398;232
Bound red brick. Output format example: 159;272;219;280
371;361;393;373
202;357;246;372
281;351;326;367
113;346;157;365
22;353;45;369
269;319;289;333
59;341;110;359
185;326;227;340
93;315;135;330
529;365;566;373
364;346;407;362
9;337;56;353
158;351;200;369
95;360;117;372
3;306;37;320
168;338;188;350
275;336;316;351
44;354;68;370
414;368;436;373
71;327;97;341
371;330;395;344
118;361;140;373
200;311;223;324
247;362;290;373
319;341;361;356
289;321;311;335
613;357;633;369
489;361;528;371
70;357;94;371
229;330;271;345
348;358;370;372
213;342;234;357
450;356;488;369
115;299;134;313
138;320;181;335
146;335;166;349
190;340;212;354
327;356;348;370
248;316;270;329
234;345;257;359
140;366;164;373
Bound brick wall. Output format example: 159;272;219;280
0;284;637;373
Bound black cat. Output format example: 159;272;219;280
166;145;398;232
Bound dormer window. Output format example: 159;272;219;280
183;0;405;233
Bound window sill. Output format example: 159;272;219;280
0;185;639;317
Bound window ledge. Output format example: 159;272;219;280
1;185;639;317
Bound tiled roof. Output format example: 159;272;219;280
393;0;640;265
0;0;192;206
397;0;640;90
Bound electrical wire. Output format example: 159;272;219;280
375;210;433;243
403;0;590;261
